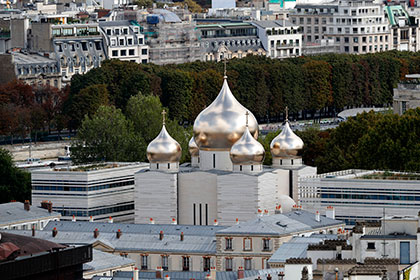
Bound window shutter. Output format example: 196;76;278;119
147;255;151;269
190;257;193;271
168;256;172;271
200;257;203;271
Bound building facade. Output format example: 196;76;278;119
252;20;302;58
99;20;149;64
290;0;392;54
31;163;148;222
393;74;420;115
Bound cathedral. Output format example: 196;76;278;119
135;74;316;226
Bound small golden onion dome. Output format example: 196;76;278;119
193;77;259;151
270;121;303;158
147;124;182;163
230;123;265;164
188;137;199;157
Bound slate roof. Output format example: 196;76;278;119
6;230;217;254
251;20;295;28
83;249;135;272
0;202;61;226
217;210;344;236
43;221;227;236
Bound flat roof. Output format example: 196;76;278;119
0;202;60;226
252;20;295;28
35;162;148;173
12;52;56;65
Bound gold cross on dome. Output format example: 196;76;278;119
245;111;249;127
162;109;166;125
285;106;289;121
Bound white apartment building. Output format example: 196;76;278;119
0;201;61;230
290;0;392;54
31;163;148;223
252;20;302;58
99;20;149;64
299;169;420;225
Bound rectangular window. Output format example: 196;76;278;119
112;50;118;57
128;49;135;56
139;38;143;44
400;242;410;264
213;154;216;168
225;238;233;250
244;258;252;270
119;39;124;46
367;242;375;250
203;257;211;271
162;255;168;271
120;50;127;56
243;238;252;251
142;48;148;55
183;256;190;271
141;255;148;270
193;203;196;225
225;258;233;271
106;29;111;35
263;238;271;251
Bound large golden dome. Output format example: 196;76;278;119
188;136;199;157
270;121;303;158
193;77;259;151
230;113;265;164
147;121;182;163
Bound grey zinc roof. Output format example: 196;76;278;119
217;210;344;236
84;249;135;272
13;52;57;64
98;20;132;27
6;229;217;254
43;221;227;236
251;20;295;28
0;202;60;226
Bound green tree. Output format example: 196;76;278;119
0;148;31;203
135;0;153;8
71;106;145;163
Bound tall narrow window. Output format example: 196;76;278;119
225;238;233;250
225;258;233;271
141;255;148;270
162;255;169;271
168;163;170;169
203;257;211;271
156;163;159;169
244;258;252;270
182;256;190;271
199;203;202;225
205;204;208;225
243;238;252;251
251;165;254;171
213;154;216;168
193;204;196;225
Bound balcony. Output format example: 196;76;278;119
276;43;295;49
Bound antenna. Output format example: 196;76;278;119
162;109;166;125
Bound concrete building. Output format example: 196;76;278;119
0;201;61;230
0;17;29;53
31;162;148;222
197;22;266;61
385;5;420;52
289;0;392;54
393;74;420;115
299;169;420;225
252;20;302;58
99;20;149;64
30;21;106;84
0;51;62;88
136;76;316;226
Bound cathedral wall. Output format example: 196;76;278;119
275;169;290;197
217;173;259;225
257;172;279;214
199;150;233;171
134;171;177;224
178;172;218;225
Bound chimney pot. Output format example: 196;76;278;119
32;225;35;236
180;232;184;241
47;202;52;213
24;200;30;211
236;218;239;224
150;218;155;224
72;215;76;222
156;267;163;279
164;275;170;280
89;216;93;222
171;218;177;225
109;216;113;223
159;230;164;240
117;229;122;239
238;266;244;279
52;227;57;237
213;219;218;226
315;211;321;222
94;228;99;238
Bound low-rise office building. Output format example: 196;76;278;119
31;162;148;223
99;20;149;64
0;201;61;230
252;20;302;58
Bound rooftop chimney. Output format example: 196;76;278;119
275;205;282;214
156;267;163;279
94;228;99;238
24;200;30;211
180;232;184;241
89;216;93;222
326;206;335;219
164;275;170;280
238;266;244;279
159;230;164;240
47;201;52;213
72;215;76;222
236;218;239;225
264;209;269;216
213;219;218;226
52;227;58;237
171;218;177;225
257;208;263;217
205;274;211;279
133;267;139;280
315;211;320;222
109;216;113;223
117;229;122;239
32;225;35;236
150;218;155;224
210;267;216;280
